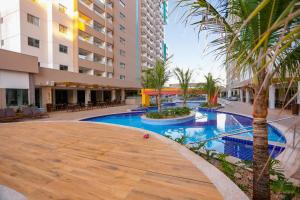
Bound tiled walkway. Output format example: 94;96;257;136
220;100;300;183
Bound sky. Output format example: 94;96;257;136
165;0;226;85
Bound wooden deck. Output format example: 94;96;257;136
0;122;223;200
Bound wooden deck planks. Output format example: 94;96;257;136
0;122;223;200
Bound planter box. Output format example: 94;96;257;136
141;112;196;125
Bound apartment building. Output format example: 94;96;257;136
0;0;166;109
140;0;168;70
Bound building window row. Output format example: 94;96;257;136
120;62;125;69
120;50;126;56
27;13;40;26
6;89;28;107
59;64;68;71
28;37;39;48
59;4;67;14
120;12;126;20
119;0;125;8
59;44;68;54
120;37;125;45
59;24;68;34
119;25;125;32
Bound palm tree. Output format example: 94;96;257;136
178;0;300;199
202;73;220;106
151;60;171;112
174;67;193;106
141;69;154;89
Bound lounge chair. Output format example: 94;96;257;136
31;107;49;118
0;108;19;122
22;107;49;118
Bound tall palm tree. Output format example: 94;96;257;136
151;60;171;112
174;67;193;106
202;73;220;106
178;0;300;199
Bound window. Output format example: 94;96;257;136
120;37;125;45
120;75;125;80
120;12;125;20
59;4;67;14
1;40;4;46
119;0;125;7
120;62;125;69
59;44;68;53
28;37;39;48
119;25;125;32
59;65;68;71
107;72;113;78
59;24;68;34
0;17;3;24
6;89;28;106
120;50;126;56
27;13;39;26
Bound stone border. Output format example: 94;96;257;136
141;112;196;125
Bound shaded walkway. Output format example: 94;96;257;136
0;122;223;200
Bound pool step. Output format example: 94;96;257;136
222;135;286;149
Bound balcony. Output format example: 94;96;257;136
93;22;106;34
95;0;105;8
79;0;93;9
94;37;105;49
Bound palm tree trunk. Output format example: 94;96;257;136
252;86;270;200
183;91;187;107
157;91;161;112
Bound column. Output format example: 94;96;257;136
28;74;35;106
41;87;52;109
227;89;232;98
121;89;126;101
85;89;91;104
269;85;276;109
240;89;243;102
111;89;116;101
68;90;77;104
245;88;250;104
0;88;6;109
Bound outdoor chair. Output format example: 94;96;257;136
22;107;49;118
0;109;5;118
0;108;19;122
31;107;49;118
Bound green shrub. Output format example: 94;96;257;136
145;107;191;119
201;102;222;108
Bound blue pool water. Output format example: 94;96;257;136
83;105;286;160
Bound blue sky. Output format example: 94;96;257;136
165;0;226;85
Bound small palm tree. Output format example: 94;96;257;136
174;67;193;106
151;60;171;112
202;73;220;106
178;0;300;199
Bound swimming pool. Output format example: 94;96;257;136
83;108;286;160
